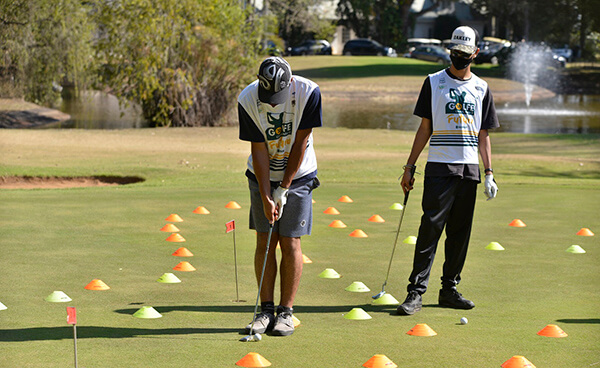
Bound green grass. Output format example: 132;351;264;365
0;128;599;367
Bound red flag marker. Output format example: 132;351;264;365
226;220;235;233
66;306;77;325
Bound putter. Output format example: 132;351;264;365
240;222;274;342
373;166;416;300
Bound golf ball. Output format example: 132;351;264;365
254;333;262;341
460;317;468;325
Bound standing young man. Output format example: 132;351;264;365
238;56;321;335
397;26;499;315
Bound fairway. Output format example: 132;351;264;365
1;128;599;367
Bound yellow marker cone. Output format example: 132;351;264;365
133;306;162;319
566;245;586;254
537;324;568;337
84;279;110;290
509;219;526;227
389;203;403;210
403;236;417;245
345;281;371;292
363;354;398;368
172;247;194;257
372;293;400;305
319;268;341;279
192;206;210;214
344;307;372;320
338;195;354;203
166;233;186;242
173;261;196;272
302;254;313;263
576;227;594;236
368;214;385;223
501;355;536;368
165;214;183;222
225;201;242;209
485;242;505;251
45;291;72;303
407;323;437;336
157;273;181;283
292;315;301;327
350;229;368;238
324;207;340;215
329;220;347;228
160;223;180;232
0;301;6;310
235;352;272;367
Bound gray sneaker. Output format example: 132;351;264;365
244;312;275;334
272;311;295;336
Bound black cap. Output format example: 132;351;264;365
257;57;292;104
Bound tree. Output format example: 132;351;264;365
336;0;411;50
94;0;263;127
269;0;336;47
0;0;95;104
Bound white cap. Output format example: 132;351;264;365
450;26;478;54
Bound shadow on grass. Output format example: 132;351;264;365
0;326;240;342
114;304;398;316
556;318;600;324
295;64;503;80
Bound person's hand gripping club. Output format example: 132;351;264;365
272;185;289;220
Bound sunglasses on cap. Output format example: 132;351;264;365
451;50;474;59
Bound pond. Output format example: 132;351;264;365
52;90;600;134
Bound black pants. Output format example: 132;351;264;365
407;176;478;295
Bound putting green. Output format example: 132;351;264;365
0;128;598;367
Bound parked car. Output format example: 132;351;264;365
343;39;397;57
287;40;332;56
408;45;450;64
475;39;512;65
552;45;573;62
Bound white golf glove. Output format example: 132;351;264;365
272;185;289;220
484;174;498;201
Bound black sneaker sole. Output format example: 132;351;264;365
396;305;422;315
271;328;294;336
438;301;475;310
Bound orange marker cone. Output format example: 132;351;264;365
509;219;526;227
537;324;567;337
235;352;271;367
338;195;353;203
363;354;398;368
329;220;347;228
173;261;196;271
349;229;368;238
166;233;186;242
302;254;312;263
192;206;210;214
368;214;385;223
172;247;194;257
165;214;183;222
576;227;594;236
160;223;180;232
324;207;340;215
407;323;437;336
501;355;536;368
225;201;242;209
84;279;110;290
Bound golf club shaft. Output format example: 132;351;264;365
247;223;274;337
378;165;416;294
380;190;410;291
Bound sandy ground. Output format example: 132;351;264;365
0;176;144;189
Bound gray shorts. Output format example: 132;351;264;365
248;177;320;237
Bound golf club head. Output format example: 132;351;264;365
372;290;386;300
239;333;261;342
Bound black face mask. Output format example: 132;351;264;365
450;54;474;70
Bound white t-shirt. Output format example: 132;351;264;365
238;75;322;182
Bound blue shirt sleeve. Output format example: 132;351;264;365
298;87;323;130
238;103;265;142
